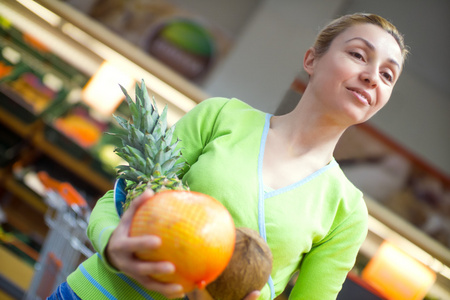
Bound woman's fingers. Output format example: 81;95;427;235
106;188;158;269
242;290;261;300
106;232;159;266
122;260;175;276
121;189;155;222
107;188;186;298
133;275;185;299
122;234;162;252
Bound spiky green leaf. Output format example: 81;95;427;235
152;163;162;177
160;158;177;175
119;85;139;121
112;114;130;131
129;127;145;150
159;105;168;134
114;149;133;163
126;145;146;169
144;136;158;158
145;156;155;176
140;80;154;113
135;81;144;108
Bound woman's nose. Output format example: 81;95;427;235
361;70;378;88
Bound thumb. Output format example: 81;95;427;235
122;189;155;222
243;291;261;300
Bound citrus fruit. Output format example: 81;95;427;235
129;190;236;292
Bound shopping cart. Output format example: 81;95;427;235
24;172;93;300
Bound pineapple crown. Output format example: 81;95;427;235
109;80;186;187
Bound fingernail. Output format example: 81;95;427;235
173;284;184;292
169;285;184;298
149;235;162;245
164;263;175;273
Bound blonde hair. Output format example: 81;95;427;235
314;13;409;63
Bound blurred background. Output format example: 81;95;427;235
0;0;448;299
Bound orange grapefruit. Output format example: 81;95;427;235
129;190;236;293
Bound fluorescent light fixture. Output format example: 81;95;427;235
362;241;436;300
3;0;199;125
60;22;197;114
0;1;100;76
16;0;61;26
2;46;21;64
367;214;450;281
82;61;135;117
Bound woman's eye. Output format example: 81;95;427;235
382;72;393;82
350;51;364;60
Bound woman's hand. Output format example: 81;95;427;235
186;289;261;300
243;290;261;300
105;189;185;299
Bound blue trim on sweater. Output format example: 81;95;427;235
257;114;271;241
98;226;116;248
80;254;158;300
264;159;338;198
117;274;156;300
79;264;117;300
257;113;276;300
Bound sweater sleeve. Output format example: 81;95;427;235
86;189;121;271
172;97;231;177
289;199;368;300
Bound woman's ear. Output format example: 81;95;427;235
303;47;316;76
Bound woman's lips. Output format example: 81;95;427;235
347;88;371;106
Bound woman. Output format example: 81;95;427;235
52;12;408;300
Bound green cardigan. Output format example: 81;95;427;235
67;98;368;300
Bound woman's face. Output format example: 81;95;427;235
304;23;403;125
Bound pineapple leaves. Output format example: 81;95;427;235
143;137;157;154
119;85;139;125
113;115;130;131
152;95;159;115
135;80;145;108
112;79;189;197
129;127;145;152
152;163;162;177
159;105;169;134
126;145;146;168
145;156;155;175
164;125;175;146
160;158;178;175
114;149;133;163
139;80;155;114
117;165;147;182
143;110;156;134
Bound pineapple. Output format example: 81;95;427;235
110;79;188;210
